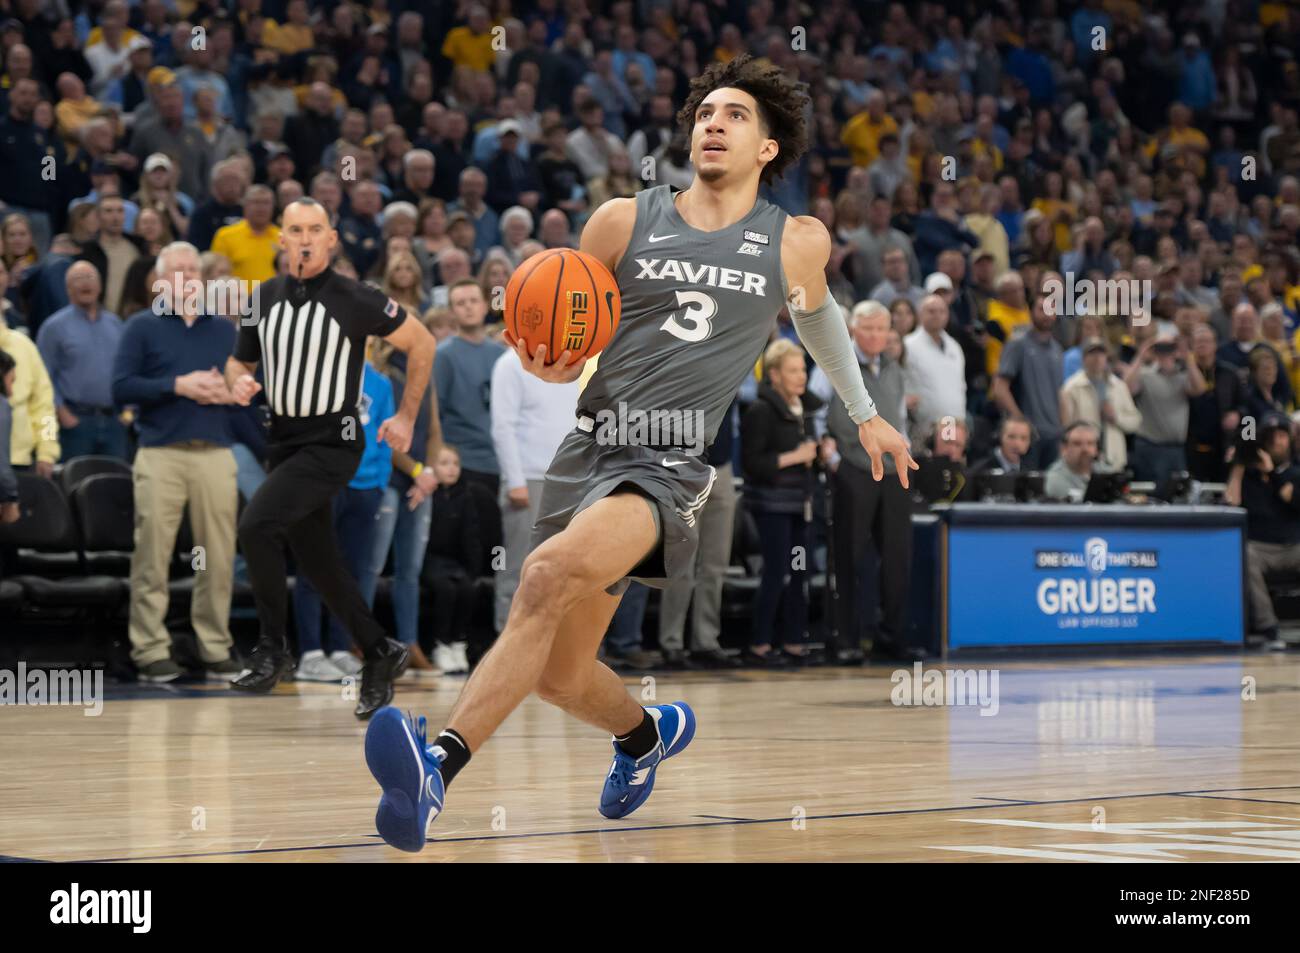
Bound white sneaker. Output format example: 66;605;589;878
328;650;363;677
433;643;459;673
451;641;470;674
296;650;347;682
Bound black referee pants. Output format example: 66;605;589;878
831;459;912;650
238;440;388;657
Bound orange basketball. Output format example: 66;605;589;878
504;248;621;363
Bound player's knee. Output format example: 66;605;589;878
515;552;582;614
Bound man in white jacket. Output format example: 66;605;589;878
489;347;580;634
1059;337;1142;470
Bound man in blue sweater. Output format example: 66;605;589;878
112;241;242;682
435;279;505;495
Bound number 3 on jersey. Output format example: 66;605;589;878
660;290;718;343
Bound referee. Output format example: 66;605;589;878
224;197;436;718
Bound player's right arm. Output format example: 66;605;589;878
504;197;637;384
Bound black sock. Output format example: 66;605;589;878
431;728;471;786
614;709;657;759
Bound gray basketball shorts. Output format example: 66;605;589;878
529;427;718;594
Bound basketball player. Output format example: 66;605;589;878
224;198;437;718
365;55;916;850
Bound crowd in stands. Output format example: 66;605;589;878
3;0;1300;669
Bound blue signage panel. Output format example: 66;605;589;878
947;525;1243;648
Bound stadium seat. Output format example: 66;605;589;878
70;473;135;576
57;456;133;497
0;475;126;610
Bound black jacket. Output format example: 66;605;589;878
741;381;824;514
424;479;502;579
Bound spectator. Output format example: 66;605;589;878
1060;337;1142;471
434;279;505;496
1226;418;1300;651
187;159;248;252
431;247;472;307
904;294;966;444
1045;421;1102;500
441;5;496;74
489;343;579;636
15;232;80;336
913;182;980;277
869;247;925;311
339;180;384;277
484;119;542;212
37;261;126;459
566;100;623;181
104;34;155;118
0;285;57;477
391;149;437;208
841;89;898;167
491;206;535;268
537;121;588;216
447;167;500;260
822;302;916;663
0;348;19;525
422;444;499;674
985;270;1030;381
1187;324;1246;482
283;82;340;181
211;186;280;288
1125;330;1207;481
1060;216;1119;279
191;87;244;163
128;82;211;201
112;241;240;681
741;339;824;666
1241;345;1292;425
845;194;919;300
586;146;641;208
0;79;54;253
538;208;575;249
91;194;145;316
993;297;1065;469
53;73;99;150
132;152;193;242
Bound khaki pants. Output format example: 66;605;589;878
128;445;238;666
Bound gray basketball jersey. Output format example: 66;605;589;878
581;184;789;449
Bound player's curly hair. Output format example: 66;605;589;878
676;53;810;186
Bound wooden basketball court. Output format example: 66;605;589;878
3;653;1299;862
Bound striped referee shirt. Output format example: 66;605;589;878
234;269;406;442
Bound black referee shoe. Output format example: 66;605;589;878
355;639;411;720
230;638;294;693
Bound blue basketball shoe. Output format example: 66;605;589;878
599;702;696;819
364;707;445;852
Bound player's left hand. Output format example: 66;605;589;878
378;412;414;453
858;415;919;488
503;330;587;384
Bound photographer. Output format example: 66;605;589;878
1124;329;1207;483
1225;416;1300;651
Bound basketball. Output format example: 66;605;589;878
504;248;621;363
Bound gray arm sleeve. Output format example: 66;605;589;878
789;289;878;424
